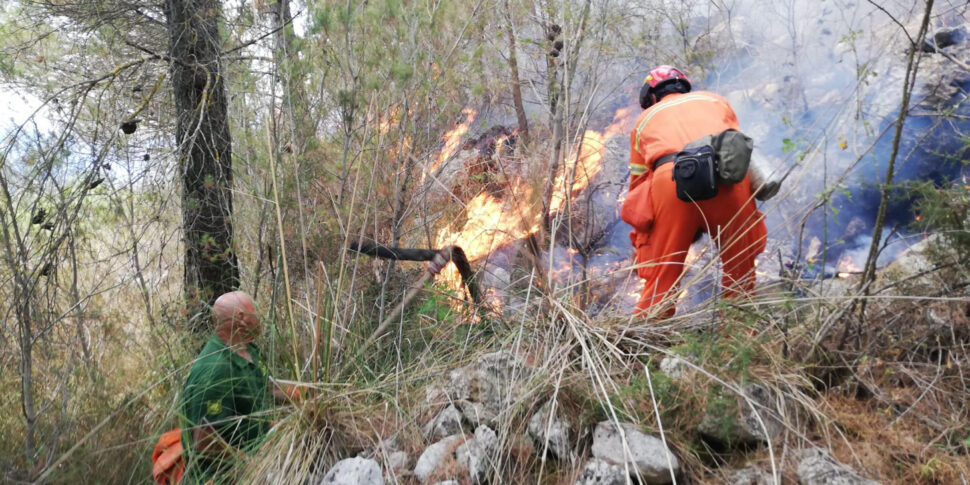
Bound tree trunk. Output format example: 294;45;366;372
0;168;38;463
271;0;314;154
166;0;239;328
503;0;530;148
540;0;591;235
541;19;563;233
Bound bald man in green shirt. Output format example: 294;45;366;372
179;291;296;483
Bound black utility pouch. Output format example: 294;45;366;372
673;145;718;202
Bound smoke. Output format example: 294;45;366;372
582;1;970;313
693;0;970;276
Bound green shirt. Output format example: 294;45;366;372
180;336;271;482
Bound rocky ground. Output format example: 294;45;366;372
308;351;896;485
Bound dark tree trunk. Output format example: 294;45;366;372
503;0;530;148
541;20;563;234
166;0;239;328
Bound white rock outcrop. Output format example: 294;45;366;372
575;458;627;485
729;465;773;485
590;422;679;485
659;356;690;380
528;400;574;461
414;435;462;483
449;351;532;426
796;448;882;485
455;425;498;485
319;457;384;485
385;451;409;476
423;404;466;441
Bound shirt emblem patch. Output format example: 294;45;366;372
207;400;222;416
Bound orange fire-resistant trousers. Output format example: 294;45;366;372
632;164;767;317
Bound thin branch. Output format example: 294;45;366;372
221;13;297;57
866;1;915;47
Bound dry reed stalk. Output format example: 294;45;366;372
266;121;300;377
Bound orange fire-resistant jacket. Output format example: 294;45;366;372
628;91;767;317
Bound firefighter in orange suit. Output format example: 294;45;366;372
628;65;767;317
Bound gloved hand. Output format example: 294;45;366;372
427;252;448;275
754;180;780;201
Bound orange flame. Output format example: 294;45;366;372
376;107;400;134
754;258;772;279
604;106;637;138
685;245;702;267
805;237;822;263
550;130;608;212
493;134;512;157
430;108;477;173
432;104;637;296
836;255;862;278
549;106;638;212
435;179;539;262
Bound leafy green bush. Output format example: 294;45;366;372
912;181;970;261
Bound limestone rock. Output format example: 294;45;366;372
659;356;690;380
698;384;783;445
796;448;882;485
363;438;406;480
449;351;532;426
319;457;384;485
575;458;626;485
423;404;466;441
457;401;491;427
426;385;450;408
729;465;773;485
528;400;574;460
414;435;462;483
916;25;970;108
455;425;497;485
591;421;679;484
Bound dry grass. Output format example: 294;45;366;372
227;240;970;485
4;193;968;485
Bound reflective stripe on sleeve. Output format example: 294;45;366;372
630;163;648;177
632;93;722;155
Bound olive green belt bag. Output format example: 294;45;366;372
682;129;754;185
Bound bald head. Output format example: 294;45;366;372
213;291;260;343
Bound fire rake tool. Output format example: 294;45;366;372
348;242;481;348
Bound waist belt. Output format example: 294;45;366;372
653;153;676;170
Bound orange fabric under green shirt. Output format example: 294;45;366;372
628;91;767;317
